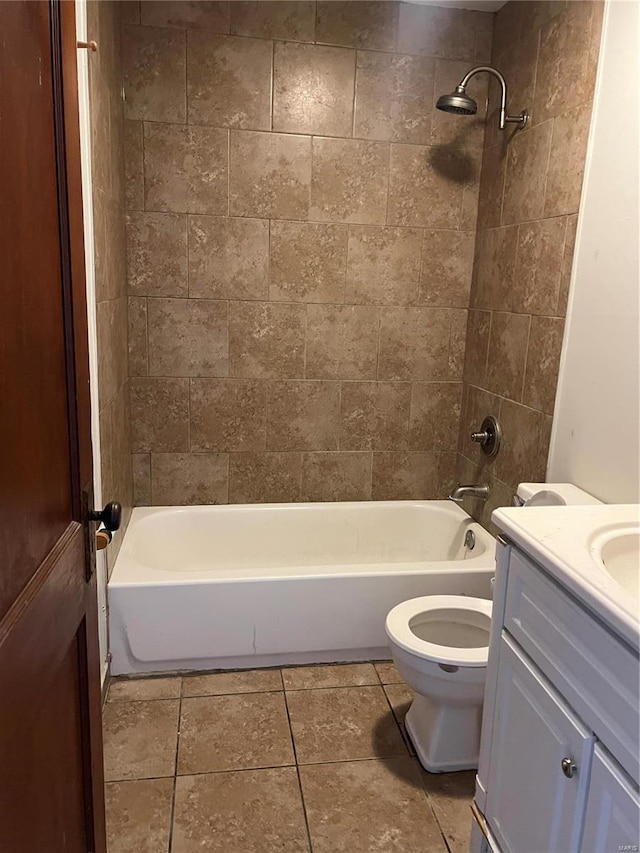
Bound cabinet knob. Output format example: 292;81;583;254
561;757;577;778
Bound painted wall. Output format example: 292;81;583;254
548;0;640;503
121;1;493;504
455;0;604;529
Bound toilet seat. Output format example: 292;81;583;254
386;595;492;668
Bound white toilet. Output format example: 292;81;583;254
386;594;492;773
386;482;603;774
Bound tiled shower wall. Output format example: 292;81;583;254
122;1;494;505
89;0;132;567
455;0;603;529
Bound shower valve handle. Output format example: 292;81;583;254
471;430;490;445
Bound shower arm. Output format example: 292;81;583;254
458;66;528;129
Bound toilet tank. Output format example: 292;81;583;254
516;482;603;507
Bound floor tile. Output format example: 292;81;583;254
108;676;182;702
374;661;404;684
182;668;283;697
177;693;294;774
105;778;173;853
103;699;180;781
286;686;407;764
384;683;416;756
282;663;378;690
172;768;310;853
420;768;476;853
299;758;447;853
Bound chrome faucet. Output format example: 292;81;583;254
448;484;490;503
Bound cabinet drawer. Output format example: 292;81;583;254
504;549;639;781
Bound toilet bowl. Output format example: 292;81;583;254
385;595;492;773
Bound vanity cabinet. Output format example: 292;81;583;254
472;539;639;853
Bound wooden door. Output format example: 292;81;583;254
0;2;106;851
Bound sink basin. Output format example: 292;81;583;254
592;526;640;601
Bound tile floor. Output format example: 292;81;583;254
103;662;475;853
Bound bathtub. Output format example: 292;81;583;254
108;501;496;675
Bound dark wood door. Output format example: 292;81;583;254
0;2;106;851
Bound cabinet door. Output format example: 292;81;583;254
581;744;640;853
486;637;594;853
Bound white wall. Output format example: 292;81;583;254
76;0;110;683
548;0;640;504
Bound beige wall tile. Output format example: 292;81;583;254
397;4;477;59
229;131;311;219
100;384;133;572
410;382;462;451
126;211;188;297
476;141;506;231
420;230;475;308
486;31;538;149
266;380;341;451
378;308;452;381
501;120;553;225
316;1;398;51
346;225;421;305
438;450;458;498
120;1;141;26
190;379;266;451
141;1;230;31
230;1;315;41
147;298;228;377
130;377;190;452
484;312;530;400
269;221;347;303
188;215;269;301
310;138;389;225
557;214;578;315
273;42;355;137
151;452;229;504
471;225;518;311
128;296;148;377
494;398;552;487
144;123;228;214
533;1;596;125
458;383;502;455
97;297;129;409
306;305;379;380
300;452;372;501
372;451;440;500
544;102;592;218
387;144;464;229
448;308;467;380
522;316;565;415
340;381;411;450
463;310;490;387
513;217;566;314
229;301;305;379
228;452;302;503
354;52;435;145
124;120;144;211
187;33;272;130
132;453;151;505
94;191;128;302
122;25;186;123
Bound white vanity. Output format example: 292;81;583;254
471;504;640;853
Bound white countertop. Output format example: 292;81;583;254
492;504;640;652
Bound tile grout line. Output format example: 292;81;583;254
166;687;182;853
282;684;315;853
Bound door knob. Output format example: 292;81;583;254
561;757;577;778
89;501;122;532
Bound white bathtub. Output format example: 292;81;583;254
108;501;496;675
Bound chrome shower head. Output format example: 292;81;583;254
436;65;528;130
436;85;478;116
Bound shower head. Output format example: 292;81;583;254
436;65;528;130
436;86;478;116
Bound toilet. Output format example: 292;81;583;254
385;482;603;774
386;595;492;773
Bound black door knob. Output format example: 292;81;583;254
89;501;122;532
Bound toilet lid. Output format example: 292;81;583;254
386;595;492;667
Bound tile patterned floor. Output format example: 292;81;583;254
103;662;475;853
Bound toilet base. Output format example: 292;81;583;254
405;693;482;773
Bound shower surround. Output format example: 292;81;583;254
123;1;493;505
121;0;603;516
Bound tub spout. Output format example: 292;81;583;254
448;484;490;503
